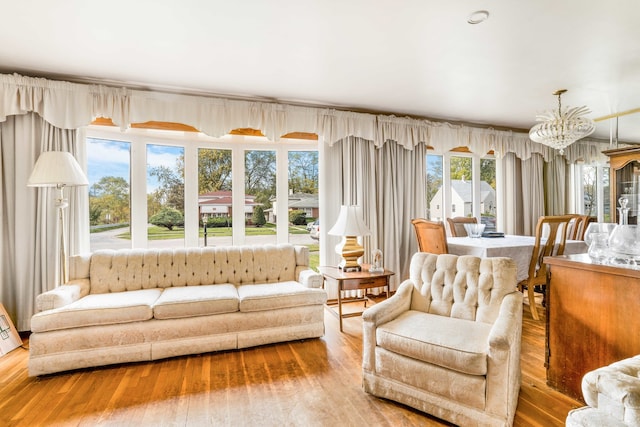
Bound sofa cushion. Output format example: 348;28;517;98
152;284;239;319
237;281;327;312
31;289;162;333
376;310;492;376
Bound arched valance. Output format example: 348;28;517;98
0;72;610;160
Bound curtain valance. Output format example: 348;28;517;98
0;72;609;160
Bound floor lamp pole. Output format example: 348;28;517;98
55;185;69;285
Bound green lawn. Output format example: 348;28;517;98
115;224;313;240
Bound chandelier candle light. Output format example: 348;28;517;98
529;89;596;154
328;205;371;272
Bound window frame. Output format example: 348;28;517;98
86;125;318;249
429;149;498;224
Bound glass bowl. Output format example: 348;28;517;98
608;225;640;256
583;222;617;246
464;223;486;238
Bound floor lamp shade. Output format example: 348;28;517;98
27;151;88;187
27;151;88;285
328;205;371;271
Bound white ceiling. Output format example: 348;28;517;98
2;0;640;142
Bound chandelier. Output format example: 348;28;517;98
529;89;596;154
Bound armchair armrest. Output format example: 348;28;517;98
582;355;640;424
362;279;414;326
488;291;523;352
299;269;324;288
485;291;523;418
362;280;414;372
35;279;91;312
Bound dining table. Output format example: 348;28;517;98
447;234;588;282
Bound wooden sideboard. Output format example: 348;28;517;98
544;253;640;401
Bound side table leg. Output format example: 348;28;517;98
338;282;343;332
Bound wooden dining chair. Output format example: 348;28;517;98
570;215;596;240
518;214;575;320
411;219;448;254
446;216;478;237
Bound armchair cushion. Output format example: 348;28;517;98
376;310;492;376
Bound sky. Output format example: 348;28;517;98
87;138;183;192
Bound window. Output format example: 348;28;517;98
86;126;319;259
87;138;131;252
287;151;319;256
426;150;498;230
480;158;497;231
449;155;473;217
574;162;611;222
426;154;443;220
198;148;232;246
147;144;185;248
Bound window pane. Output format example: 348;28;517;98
147;144;185;248
481;158;497;231
198;148;232;247
245;150;276;244
583;165;597;216
426;155;443;220
603;167;611;222
449;156;473;218
288;150;319;269
88;138;131;251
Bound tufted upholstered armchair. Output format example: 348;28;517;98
362;252;523;427
566;355;640;426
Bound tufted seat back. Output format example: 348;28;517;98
69;244;303;294
407;252;518;324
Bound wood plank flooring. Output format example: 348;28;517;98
0;301;582;426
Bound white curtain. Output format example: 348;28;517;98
522;154;546;235
544;154;567;215
500;153;524;235
500;152;546;236
321;137;425;299
0;113;86;331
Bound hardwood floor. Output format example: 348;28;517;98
0;301;582;426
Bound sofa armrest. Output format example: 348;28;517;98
35;279;91;312
299;269;324;288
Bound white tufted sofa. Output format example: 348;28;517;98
566;355;640;426
29;244;326;376
362;252;523;427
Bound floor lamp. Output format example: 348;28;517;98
27;151;88;285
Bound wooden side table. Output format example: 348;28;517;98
317;265;394;332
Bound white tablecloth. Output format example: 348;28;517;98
448;235;588;282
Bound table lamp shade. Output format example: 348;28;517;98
328;205;371;237
27;151;88;187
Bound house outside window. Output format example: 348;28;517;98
427;151;498;231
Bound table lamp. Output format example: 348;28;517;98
328;205;371;271
28;151;88;285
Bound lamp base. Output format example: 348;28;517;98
335;235;364;272
340;264;362;273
